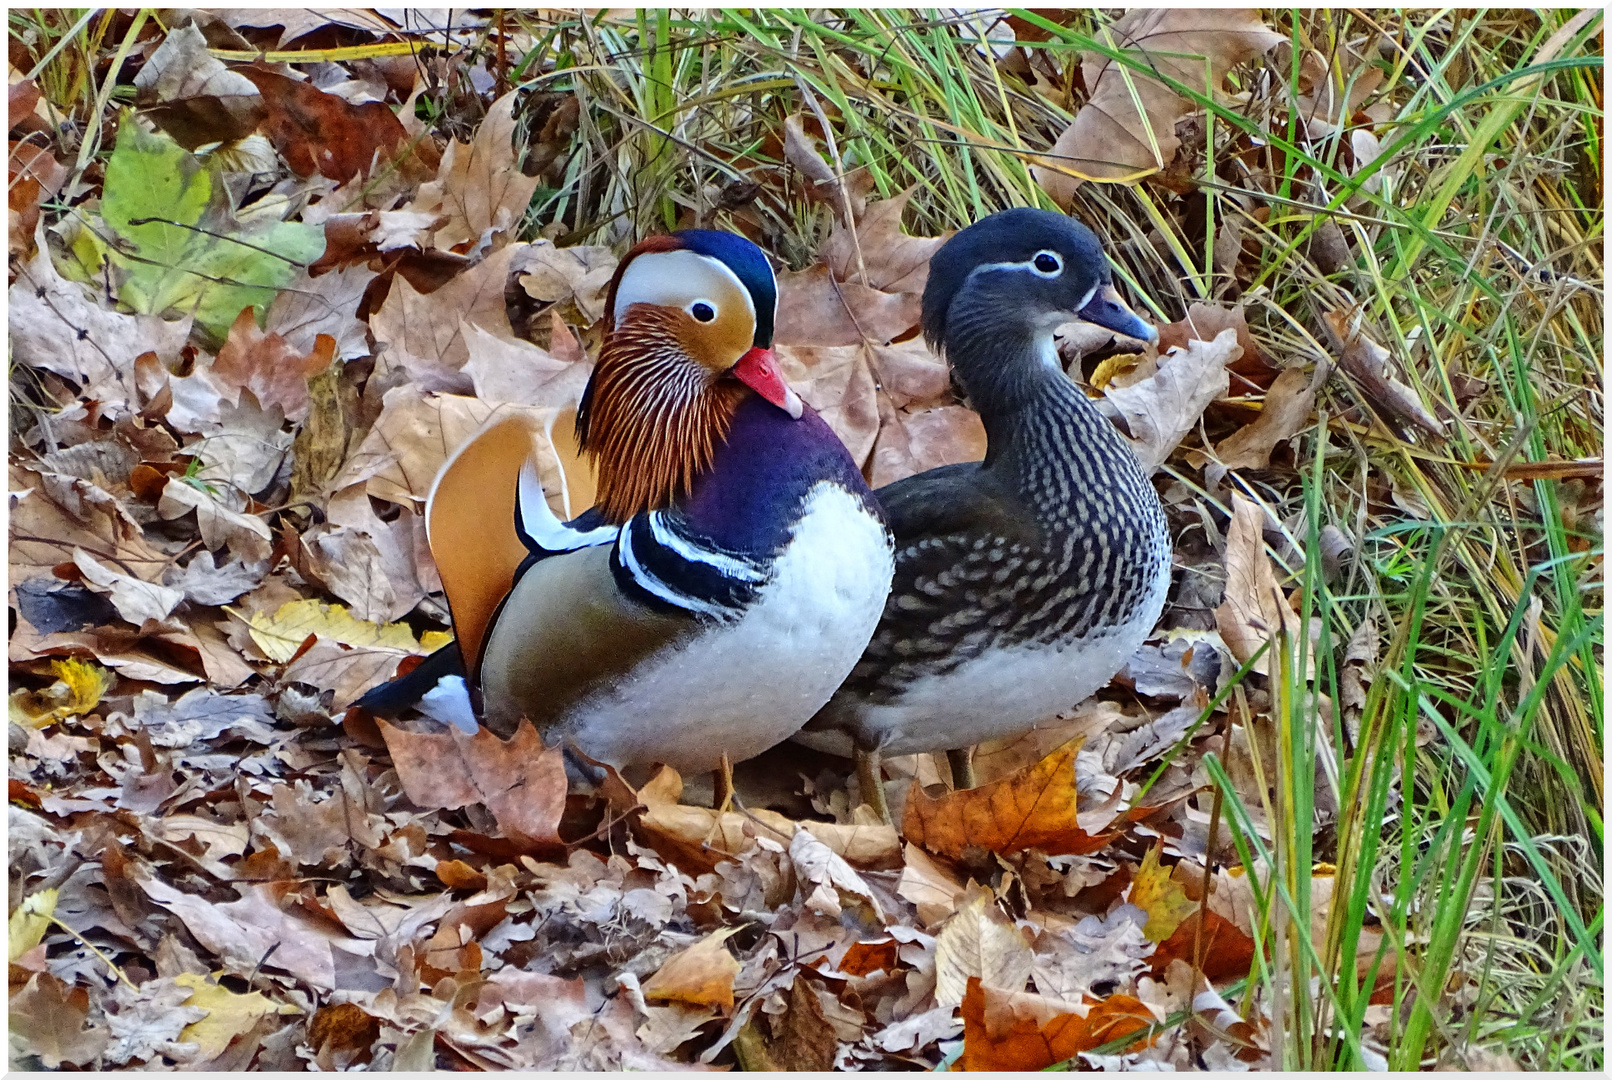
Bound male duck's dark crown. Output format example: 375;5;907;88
921;207;1108;349
672;228;777;348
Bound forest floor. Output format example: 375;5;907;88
7;8;1603;1072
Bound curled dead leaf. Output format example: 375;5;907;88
959;977;1156;1071
1213;493;1302;673
641;926;743;1011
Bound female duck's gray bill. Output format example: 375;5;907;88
1077;284;1158;344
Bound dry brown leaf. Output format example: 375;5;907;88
9;224;192;412
71;548;185;624
897;843;968;928
332;386;574;515
215;299;333;426
775;343;882;466
368;243;520;388
971;700;1127;787
8;972;110;1068
1104;327;1241;471
514;240;618;326
417;89;539;251
377;717;567;848
1321;309;1445;438
868;401;988;488
463;315;593;409
904;737;1123;860
641;926;743;1011
1293;49;1386;137
1214;492;1302;673
934;883;1035;1007
823;185;951;294
1213;360;1327;472
1035;10;1283;205
774;264;921;348
959;977;1156;1071
264;264;375;360
156;477;274;563
10;465;175;589
789;827;887;927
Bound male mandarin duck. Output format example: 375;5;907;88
360;229;894;790
794;208;1171;822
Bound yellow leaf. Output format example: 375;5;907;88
240;599;424;662
420;630;454;652
1130;843;1197;943
9;888;58;960
175;972;300;1062
641;926;743;1011
9;659;115;728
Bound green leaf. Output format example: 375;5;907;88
99;113;324;343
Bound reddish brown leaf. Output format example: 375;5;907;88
641;926;743;1011
839;937;900;977
213;308;336;423
959;977;1156;1071
1149;909;1258;984
377;717;567;849
240;66;415;184
903;738;1124;860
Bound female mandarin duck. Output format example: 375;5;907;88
361;230;894;790
795;208;1171;822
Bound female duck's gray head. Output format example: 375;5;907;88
921;207;1156;362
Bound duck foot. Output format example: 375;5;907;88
947;746;976;789
855;747;893;826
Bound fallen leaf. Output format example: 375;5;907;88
903;737;1122;860
641;926;743;1011
514;240;618;325
959;977;1156;1071
8;658;114;728
1029;905;1154;1001
125;687;277;746
775;343;881;466
897;844;968;927
790;827;887;928
244;598;422;662
1105;327;1241;471
868;401;988;488
1148;908;1257;983
378;717;567;848
1035;10;1283;204
1213;360;1327;473
212;307;336;423
8;972;110;1068
368;243;520;388
8;222;192;412
241;64;414;184
774;264;921;348
823;185;951;294
416;89;540;251
934;883;1035;1007
1129;844;1197;942
463;317;593;408
1321;309;1445;438
73;548;186;623
156;477;274;563
173;971;300;1063
1214;492;1302;673
9;887;59;960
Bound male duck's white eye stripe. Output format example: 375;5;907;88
612;249;756;326
647;511;768;582
515;459;616;554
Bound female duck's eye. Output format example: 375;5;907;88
690;301;717;323
1032;251;1062;276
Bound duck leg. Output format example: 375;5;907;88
711;752;735;815
947;746;976;789
855;747;893;825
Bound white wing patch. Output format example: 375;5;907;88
515;458;615;554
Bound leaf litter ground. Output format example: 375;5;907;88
9;8;1599;1072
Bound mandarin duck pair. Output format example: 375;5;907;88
360;209;1168;823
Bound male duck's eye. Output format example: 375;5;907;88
690;301;717;323
1032;251;1062;276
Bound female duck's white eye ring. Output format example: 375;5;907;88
1031;250;1063;277
689;300;717;323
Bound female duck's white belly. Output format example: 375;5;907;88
564;482;893;775
796;556;1169;758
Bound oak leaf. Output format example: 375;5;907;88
1214;492;1302;673
1104;327;1241;471
903;737;1124;859
959;977;1156;1071
641;926;743;1011
173;972;301;1063
934;883;1035;1007
823;185;951;294
1129;844;1197;942
1035;10;1283;204
417;89;539;251
378;717;567;849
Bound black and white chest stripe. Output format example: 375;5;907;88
512;459;770;620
